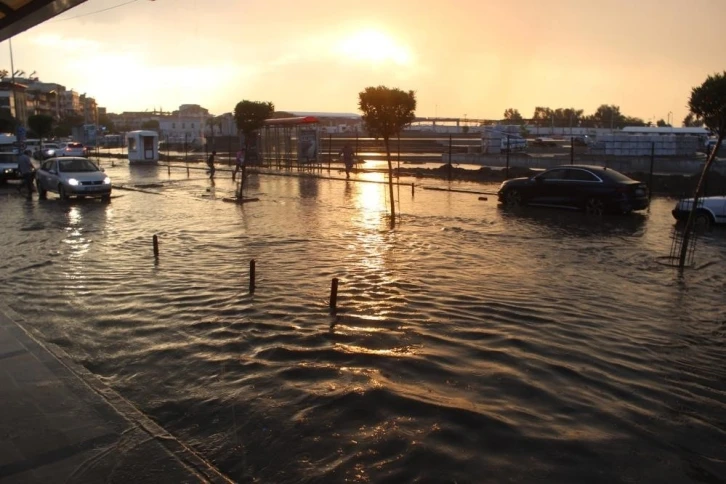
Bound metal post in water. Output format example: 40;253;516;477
570;137;574;165
649;141;655;202
397;135;401;178
153;235;159;258
328;133;332;172
411;183;415;197
249;259;256;294
329;277;339;312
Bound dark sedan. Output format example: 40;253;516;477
497;165;649;215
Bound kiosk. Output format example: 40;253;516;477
260;116;320;169
127;130;159;164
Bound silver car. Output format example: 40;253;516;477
36;157;112;201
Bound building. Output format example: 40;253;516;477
80;94;97;124
60;89;81;118
157;104;209;145
0;81;29;126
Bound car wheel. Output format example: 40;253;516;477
504;189;522;207
585;197;605;216
694;211;712;231
58;184;68;201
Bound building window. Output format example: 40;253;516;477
172;122;175;128
191;123;194;129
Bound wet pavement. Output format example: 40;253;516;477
0;305;230;484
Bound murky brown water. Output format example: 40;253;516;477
1;161;725;483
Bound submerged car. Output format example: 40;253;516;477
672;196;726;227
35;157;111;201
498;165;649;215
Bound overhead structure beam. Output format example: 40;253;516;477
0;0;88;43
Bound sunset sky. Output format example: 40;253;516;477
1;0;724;123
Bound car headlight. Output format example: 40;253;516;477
103;177;111;185
68;178;79;186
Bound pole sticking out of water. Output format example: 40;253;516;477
411;183;415;197
329;278;339;312
153;234;159;258
249;259;256;294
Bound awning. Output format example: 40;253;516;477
0;0;87;42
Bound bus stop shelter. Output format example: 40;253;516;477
259;116;320;169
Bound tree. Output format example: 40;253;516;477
233;100;274;198
98;113;115;133
656;119;671;127
532;107;553;127
141;119;159;131
592;104;623;129
54;114;84;138
502;108;523;124
359;86;416;228
682;113;704;127
0;110;17;133
679;71;726;268
28;114;54;154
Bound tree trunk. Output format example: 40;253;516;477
237;135;250;200
678;134;723;268
385;137;396;228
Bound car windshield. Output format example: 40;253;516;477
58;159;98;172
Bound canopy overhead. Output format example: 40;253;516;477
0;0;87;42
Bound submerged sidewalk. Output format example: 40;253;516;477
0;305;231;484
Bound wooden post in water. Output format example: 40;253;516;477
153;235;159;258
328;133;332;173
249;259;256;294
329;277;339;312
185;134;189;177
411;183;415;197
649;142;655;202
570;137;574;165
448;134;453;181
506;135;510;179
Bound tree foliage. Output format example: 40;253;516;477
234;100;274;144
141;119;160;131
689;71;726;138
359;86;416;141
502;108;523;124
54;114;84;137
0;110;18;133
682;113;704;127
28;114;54;139
656;119;671;128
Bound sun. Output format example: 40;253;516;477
337;29;412;66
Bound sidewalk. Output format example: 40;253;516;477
0;305;232;484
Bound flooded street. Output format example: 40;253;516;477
1;161;725;483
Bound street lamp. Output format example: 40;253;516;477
667;111;673;127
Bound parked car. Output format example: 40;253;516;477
672;196;726;227
35;157;111;201
0;151;19;183
55;142;87;157
531;137;558;147
497;165;649;215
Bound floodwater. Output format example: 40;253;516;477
1;161;725;483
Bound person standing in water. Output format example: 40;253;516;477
338;143;354;178
207;150;216;180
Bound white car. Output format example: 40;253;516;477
56;142;87;157
672;196;726;226
35;157;111;201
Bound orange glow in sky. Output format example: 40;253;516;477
2;0;724;123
